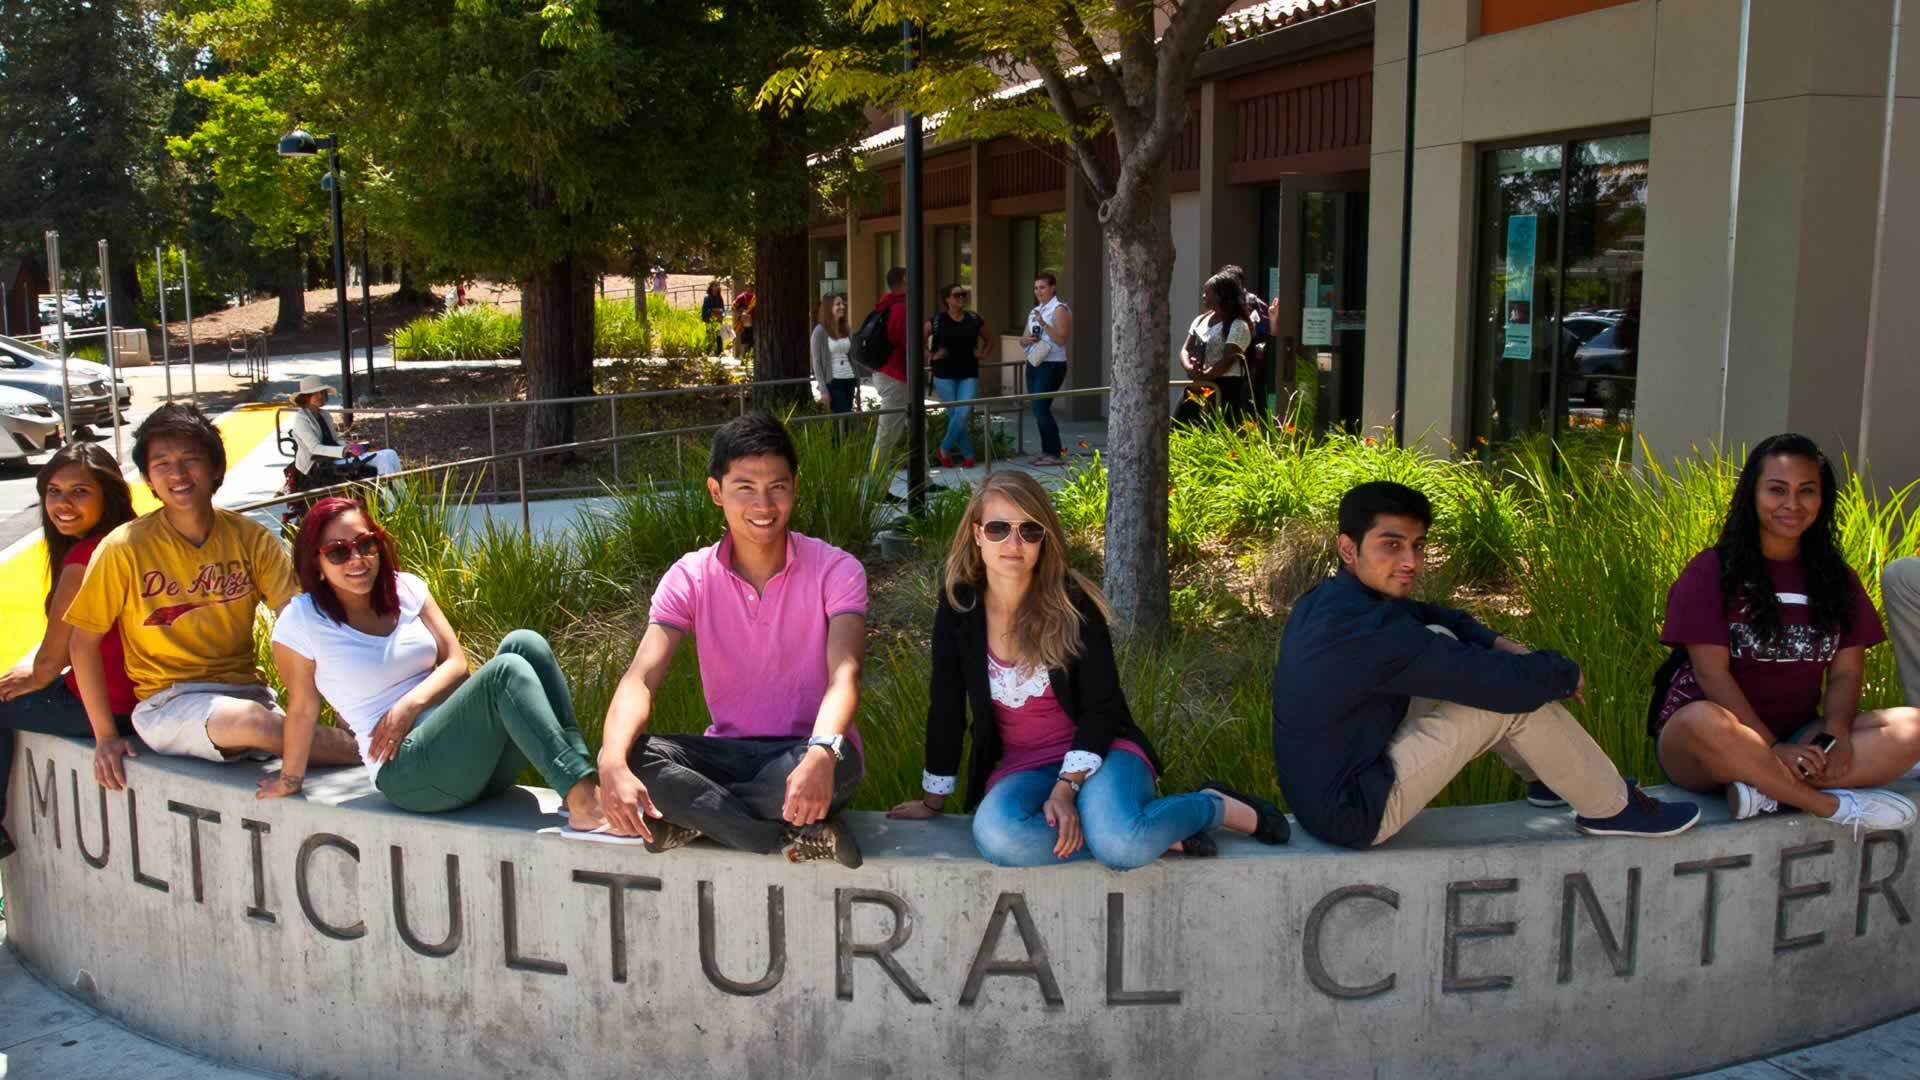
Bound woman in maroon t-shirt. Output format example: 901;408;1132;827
885;471;1290;868
1655;434;1920;831
0;444;139;859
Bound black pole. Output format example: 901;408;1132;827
361;218;375;395
903;21;927;515
1392;0;1418;446
326;136;353;410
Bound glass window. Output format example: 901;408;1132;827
1472;133;1646;459
932;225;973;293
875;231;901;283
812;237;847;301
1008;213;1068;318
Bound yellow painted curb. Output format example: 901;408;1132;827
2;405;287;666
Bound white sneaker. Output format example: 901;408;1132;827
1726;781;1779;820
1825;789;1920;838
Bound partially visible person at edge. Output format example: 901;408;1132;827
597;412;867;866
867;267;911;479
732;281;757;359
1218;263;1272;414
0;445;138;861
702;281;727;355
887;471;1289;867
810;294;858;418
64;404;361;791
1272;481;1701;849
1019;271;1072;467
1889;555;1920;704
1654;434;1920;833
927;282;989;469
1175;270;1255;425
263;497;607;829
284;375;401;492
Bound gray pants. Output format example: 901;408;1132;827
628;734;864;854
1886;558;1920;704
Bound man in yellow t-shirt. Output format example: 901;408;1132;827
65;403;361;790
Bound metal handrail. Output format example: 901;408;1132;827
231;381;1175;528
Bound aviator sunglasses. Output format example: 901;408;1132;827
979;519;1046;544
319;530;385;565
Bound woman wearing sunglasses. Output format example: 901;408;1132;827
887;471;1289;867
261;497;608;830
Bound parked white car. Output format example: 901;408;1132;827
0;334;132;427
0;384;62;465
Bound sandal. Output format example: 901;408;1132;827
1201;780;1291;845
1030;455;1064;467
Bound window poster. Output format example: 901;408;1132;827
1503;215;1536;360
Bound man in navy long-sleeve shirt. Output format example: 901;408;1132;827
1271;481;1699;848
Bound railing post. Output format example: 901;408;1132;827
517;457;530;539
610;397;620;482
487;407;498;499
982;406;993;474
1016;361;1027;456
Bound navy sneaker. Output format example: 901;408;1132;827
1575;782;1700;838
1526;781;1568;808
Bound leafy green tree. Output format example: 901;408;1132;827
766;0;1236;634
0;0;175;330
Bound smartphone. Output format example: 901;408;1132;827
1811;733;1837;753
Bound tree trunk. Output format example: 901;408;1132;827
395;263;431;305
112;259;143;330
751;99;813;407
1100;159;1176;638
631;244;651;346
273;244;306;334
521;254;596;451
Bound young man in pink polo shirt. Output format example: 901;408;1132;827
597;413;868;866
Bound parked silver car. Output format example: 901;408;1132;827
0;384;62;464
0;334;131;428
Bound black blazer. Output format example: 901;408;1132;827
925;580;1165;811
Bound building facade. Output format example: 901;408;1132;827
816;0;1919;483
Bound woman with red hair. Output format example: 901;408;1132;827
260;497;609;831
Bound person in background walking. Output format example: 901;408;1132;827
1219;264;1272;417
1174;270;1255;425
702;281;727;355
811;294;858;417
732;281;757;359
928;283;988;469
1019;272;1071;466
868;267;911;482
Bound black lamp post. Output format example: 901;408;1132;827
278;128;354;409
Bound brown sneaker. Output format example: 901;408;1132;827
644;820;702;854
783;816;863;868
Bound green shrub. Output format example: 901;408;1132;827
391;295;719;362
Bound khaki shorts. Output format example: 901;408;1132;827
132;681;280;762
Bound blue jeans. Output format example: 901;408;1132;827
932;376;977;459
826;377;859;416
1025;361;1066;456
0;681;130;829
970;752;1223;870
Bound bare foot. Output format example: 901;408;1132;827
565;778;607;831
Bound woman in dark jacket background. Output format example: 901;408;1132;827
887;471;1288;867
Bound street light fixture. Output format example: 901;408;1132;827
278;128;353;409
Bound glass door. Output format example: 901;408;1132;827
1472;132;1647;459
1297;190;1368;433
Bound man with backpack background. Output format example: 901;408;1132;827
856;267;910;484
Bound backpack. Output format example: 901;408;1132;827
851;306;891;376
1645;646;1687;737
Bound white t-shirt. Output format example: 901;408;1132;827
828;335;854;380
270;572;438;782
1186;313;1251;379
1028;297;1069;364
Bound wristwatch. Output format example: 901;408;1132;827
807;734;846;762
1056;773;1082;793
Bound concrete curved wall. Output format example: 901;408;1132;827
5;731;1918;1079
